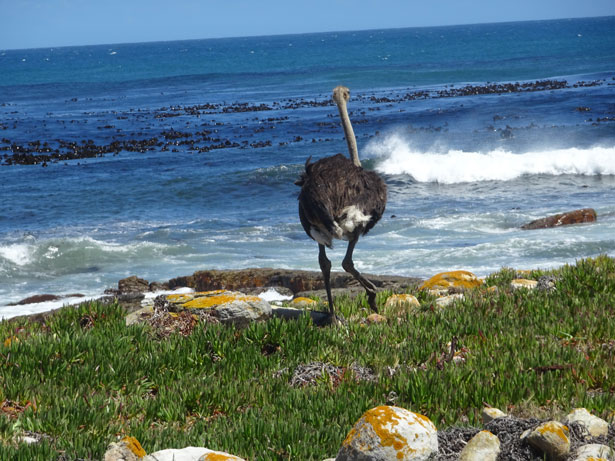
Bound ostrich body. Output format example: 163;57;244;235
296;86;387;317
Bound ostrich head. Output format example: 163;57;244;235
332;85;350;105
332;86;360;167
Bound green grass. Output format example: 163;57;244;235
1;256;614;460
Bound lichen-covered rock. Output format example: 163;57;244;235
524;421;570;460
104;436;146;460
459;430;500;461
511;279;538;290
435;293;464;308
336;405;438;461
197;449;246;461
291;296;318;308
571;443;615;460
384;294;420;311
563;408;609;437
419;271;482;291
481;407;507;424
167;290;271;327
366;313;387;324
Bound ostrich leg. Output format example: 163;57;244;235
318;244;334;315
342;238;378;312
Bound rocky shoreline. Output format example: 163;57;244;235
5;268;422;324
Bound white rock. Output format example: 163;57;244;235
525;421;570;460
145;447;245;461
384;294;420;311
198;449;246;461
572;443;615;460
563;408;609;437
511;279;538;290
435;293;464;308
460;430;500;461
336;405;438;461
482;407;507;424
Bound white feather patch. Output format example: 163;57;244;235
339;205;371;235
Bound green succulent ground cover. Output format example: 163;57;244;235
1;256;614;460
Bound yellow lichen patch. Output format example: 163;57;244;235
166;293;195;304
183;294;261;309
291;297;317;307
537;421;569;442
200;453;243;461
384;294;420;310
511;279;538;289
412;412;437;431
121;436;146;458
194;290;227;296
357;406;410;455
419;270;482;290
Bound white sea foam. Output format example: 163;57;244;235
366;134;615;183
0;243;34;266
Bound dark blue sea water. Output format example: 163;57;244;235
1;17;614;317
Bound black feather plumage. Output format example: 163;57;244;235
297;153;386;248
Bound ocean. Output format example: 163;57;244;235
1;16;614;319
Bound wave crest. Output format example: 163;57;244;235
366;134;615;183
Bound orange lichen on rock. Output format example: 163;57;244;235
338;405;438;460
166;293;195;304
182;293;261;309
419;270;482;290
200;453;244;461
121;436;146;457
291;297;317;306
351;406;408;451
537;421;569;442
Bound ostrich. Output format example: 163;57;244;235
296;86;387;320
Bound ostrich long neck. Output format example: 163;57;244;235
336;98;361;167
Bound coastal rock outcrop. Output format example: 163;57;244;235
521;208;597;230
168;268;420;297
118;276;150;294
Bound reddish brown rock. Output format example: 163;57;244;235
521;208;597;230
9;294;61;306
118;275;150;294
168;268;420;295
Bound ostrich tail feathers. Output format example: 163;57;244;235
294;156;313;186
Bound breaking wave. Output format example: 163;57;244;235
366;134;615;183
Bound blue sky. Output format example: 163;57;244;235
1;0;614;50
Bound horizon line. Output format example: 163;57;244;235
1;14;613;52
